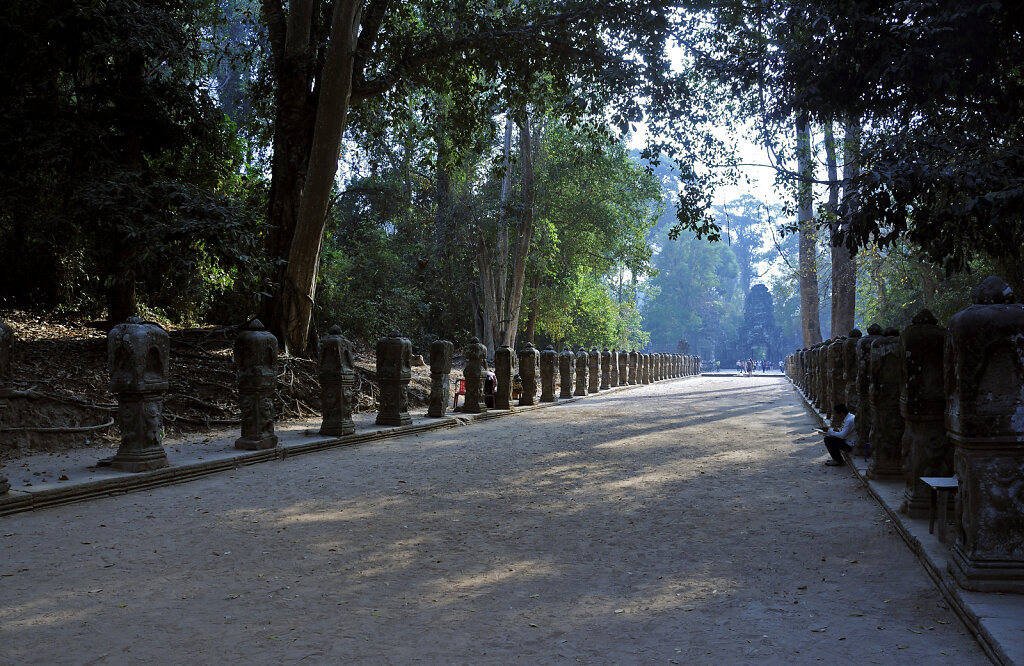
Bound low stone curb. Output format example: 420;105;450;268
790;380;1017;666
0;375;697;518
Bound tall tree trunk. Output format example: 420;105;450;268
796;112;822;347
502;111;538;348
831;120;858;336
260;0;362;356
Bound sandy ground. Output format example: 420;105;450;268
0;376;989;665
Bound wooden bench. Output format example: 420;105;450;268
921;475;959;544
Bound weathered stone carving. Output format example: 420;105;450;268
462;337;489;414
867;328;905;479
105;317;172;470
575;347;590;396
0;318;12;383
855;324;884;455
640;353;649;384
898;310;950;517
493;342;515;410
600;348;612;390
843;330;863;413
618;350;628;386
319;325;356;435
589;348;601;393
376;332;413;425
627;350;638;385
946;276;1024;592
827;337;846;421
540;344;558;402
427;339;455;417
558;346;575;399
609;348;619;387
234;319;279;451
518;342;540;406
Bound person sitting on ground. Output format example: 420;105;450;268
818;403;856;466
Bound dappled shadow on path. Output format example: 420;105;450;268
0;377;978;664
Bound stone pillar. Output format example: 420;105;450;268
0;317;12;382
462;337;489;414
855;324;884;455
574;347;590;396
427;339;455;416
587;348;600;393
376;332;413;425
518;342;539;406
540;344;558;402
319;325;356;435
946;276;1024;592
640;354;650;384
828;337;846;421
558;347;575;399
493;342;515;411
1;318;11;491
843;330;863;414
867;328;905;479
618;348;634;383
600;348;612;390
234;319;279;451
618;350;628;385
609;348;619;387
106;317;173;470
899;310;950;518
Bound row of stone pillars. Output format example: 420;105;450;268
438;340;700;417
784;276;1024;594
0;319;699;493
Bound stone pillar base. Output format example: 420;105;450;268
109;447;170;472
376;413;413;426
540;394;558;403
235;434;278;450
950;544;1024;593
519;396;536;406
319;422;355;437
1;476;11;494
900;484;939;520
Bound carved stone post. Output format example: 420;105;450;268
588;348;601;392
625;350;637;385
462;337;489;414
319;325;356;435
609;348;619;387
427;339;455;417
618;350;628;385
553;346;573;399
843;330;863;414
855;324;884;455
518;343;540;406
1;318;10;491
376;332;413;425
946;276;1024;592
574;347;590;396
828;337;846;421
540;344;558;402
493;342;515;411
867;328;905;479
639;353;649;384
0;317;12;383
899;310;950;517
234;319;279;451
104;317;172;470
600;348;612;390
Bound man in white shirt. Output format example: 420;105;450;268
818;403;856;466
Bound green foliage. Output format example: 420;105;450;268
527;119;662;348
643;223;741;357
0;0;265;320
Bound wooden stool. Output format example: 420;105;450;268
921;476;959;544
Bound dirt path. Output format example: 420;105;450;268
0;376;988;664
